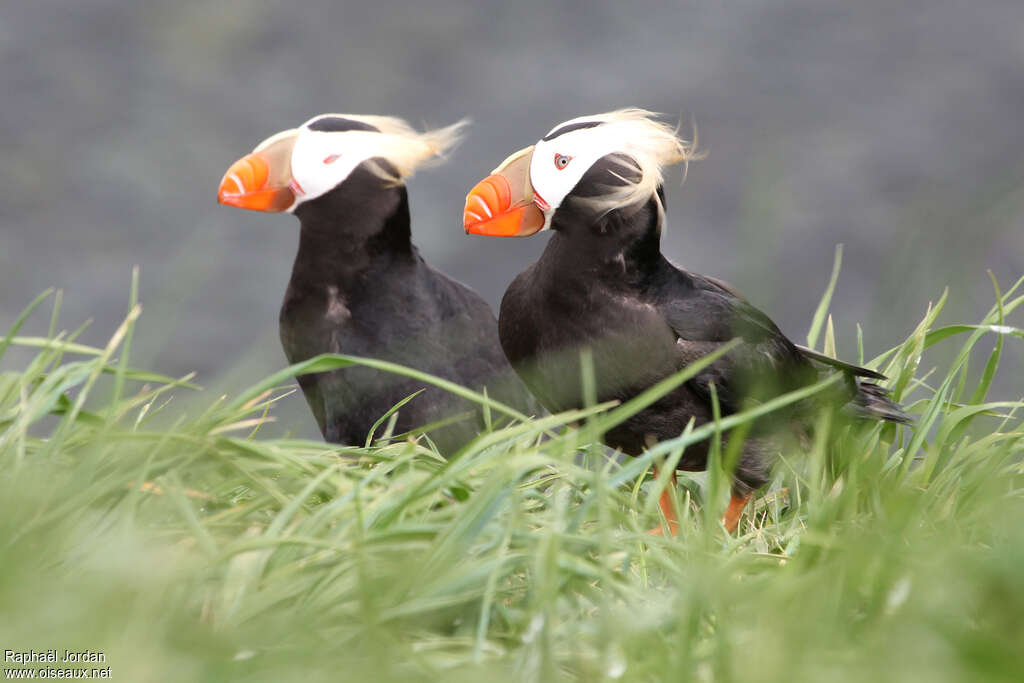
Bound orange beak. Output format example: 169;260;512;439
464;146;545;237
217;129;299;212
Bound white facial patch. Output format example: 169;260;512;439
288;128;394;210
282;114;466;213
524;109;693;228
529;124;632;217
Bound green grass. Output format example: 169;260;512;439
1;264;1022;682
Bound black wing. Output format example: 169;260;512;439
794;345;887;380
652;269;817;413
700;273;888;381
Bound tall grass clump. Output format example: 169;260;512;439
1;262;1022;682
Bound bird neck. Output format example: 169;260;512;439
542;192;665;288
289;177;416;293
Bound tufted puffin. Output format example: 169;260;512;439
218;113;535;452
463;109;910;532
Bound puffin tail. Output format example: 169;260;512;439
846;382;913;425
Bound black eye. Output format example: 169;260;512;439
554;153;572;170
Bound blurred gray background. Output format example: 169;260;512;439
2;0;1021;436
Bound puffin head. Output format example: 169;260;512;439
218;114;466;214
464;109;694;237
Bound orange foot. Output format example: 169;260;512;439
647;469;680;535
646;471;754;536
722;492;752;533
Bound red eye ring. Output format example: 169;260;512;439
323;154;340;164
554;153;572;170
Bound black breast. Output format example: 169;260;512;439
499;265;678;415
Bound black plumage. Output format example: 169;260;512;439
275;162;534;451
496;156;910;514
